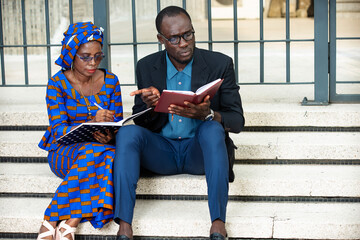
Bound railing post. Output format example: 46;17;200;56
302;0;329;105
93;0;110;70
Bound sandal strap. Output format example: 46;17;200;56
37;220;55;240
58;220;76;240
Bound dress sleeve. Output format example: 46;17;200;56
109;74;123;121
46;77;72;140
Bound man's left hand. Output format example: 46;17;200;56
168;95;211;120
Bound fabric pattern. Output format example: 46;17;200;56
55;21;104;69
39;69;123;228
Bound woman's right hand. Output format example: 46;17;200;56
130;86;160;108
91;109;115;122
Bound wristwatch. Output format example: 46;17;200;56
205;109;214;121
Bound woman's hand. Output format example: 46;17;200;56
91;109;115;122
93;129;114;144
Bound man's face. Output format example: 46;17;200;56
157;13;195;69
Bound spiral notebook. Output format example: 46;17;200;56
57;108;152;145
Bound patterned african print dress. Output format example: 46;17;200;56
38;69;123;228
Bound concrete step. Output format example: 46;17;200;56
0;197;359;239
1;130;359;160
1;163;359;197
1;84;360;127
1;102;360;127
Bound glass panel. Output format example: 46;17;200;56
137;44;159;62
25;0;46;46
195;42;208;51
51;45;62;75
213;43;234;60
238;19;259;41
185;0;207;42
336;83;360;95
72;0;93;23
110;45;134;85
264;42;286;83
27;48;48;85
238;43;259;83
2;0;23;45
336;40;360;85
4;48;25;85
212;20;234;41
160;0;183;10
0;55;2;85
136;0;158;43
109;0;133;43
290;42;314;83
263;18;285;40
49;0;70;45
290;18;314;40
336;3;360;38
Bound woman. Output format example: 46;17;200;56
37;22;123;240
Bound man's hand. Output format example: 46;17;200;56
130;86;160;108
168;95;211;120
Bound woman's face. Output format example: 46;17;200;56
73;41;103;77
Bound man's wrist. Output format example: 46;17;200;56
204;109;214;121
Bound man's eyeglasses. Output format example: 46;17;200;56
159;31;195;45
76;52;105;62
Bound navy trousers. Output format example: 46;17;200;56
113;121;229;225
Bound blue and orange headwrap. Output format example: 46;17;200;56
55;21;104;69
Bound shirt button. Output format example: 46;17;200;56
179;119;182;122
178;82;182;85
178;136;182;139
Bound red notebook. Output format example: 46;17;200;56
154;78;223;113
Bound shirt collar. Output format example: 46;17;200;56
166;52;193;79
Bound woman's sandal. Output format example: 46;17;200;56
56;220;76;240
37;220;56;240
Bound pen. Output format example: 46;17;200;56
89;99;120;121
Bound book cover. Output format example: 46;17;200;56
56;108;152;145
154;78;223;113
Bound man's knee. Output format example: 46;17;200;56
116;125;145;145
197;121;225;144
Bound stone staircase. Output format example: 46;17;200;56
0;85;360;239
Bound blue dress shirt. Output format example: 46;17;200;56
160;53;202;139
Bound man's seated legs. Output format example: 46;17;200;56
113;125;180;237
113;122;228;237
184;121;229;236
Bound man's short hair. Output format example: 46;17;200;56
155;6;192;33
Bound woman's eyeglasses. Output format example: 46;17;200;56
76;53;105;62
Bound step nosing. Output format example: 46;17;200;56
0;233;293;240
1;125;360;132
1;193;359;203
2;157;360;165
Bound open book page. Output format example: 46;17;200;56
57;108;152;145
195;78;222;95
162;89;195;95
84;107;152;127
154;78;223;113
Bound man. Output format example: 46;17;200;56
113;6;244;240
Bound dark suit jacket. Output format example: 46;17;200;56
132;47;245;182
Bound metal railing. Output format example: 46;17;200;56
1;0;359;104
